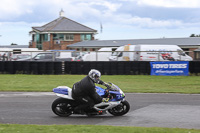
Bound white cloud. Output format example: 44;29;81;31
137;0;200;8
88;1;122;12
0;0;35;19
1;0;200;45
46;0;122;21
113;15;183;28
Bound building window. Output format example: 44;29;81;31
36;44;42;50
32;34;35;42
53;34;64;41
182;48;189;55
59;34;64;40
81;34;92;41
195;51;200;60
36;33;40;43
53;34;74;41
64;34;74;41
44;34;48;41
53;34;58;40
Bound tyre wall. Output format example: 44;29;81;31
0;61;199;75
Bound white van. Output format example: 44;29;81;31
134;44;193;61
47;50;79;61
82;47;117;61
109;45;135;61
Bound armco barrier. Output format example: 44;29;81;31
0;61;200;75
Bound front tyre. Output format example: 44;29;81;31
52;98;73;117
108;100;130;116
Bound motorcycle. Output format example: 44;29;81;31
51;82;130;117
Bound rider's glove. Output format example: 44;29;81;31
98;80;104;85
102;98;109;102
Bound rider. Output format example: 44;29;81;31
72;69;110;114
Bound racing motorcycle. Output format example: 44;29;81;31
51;82;130;117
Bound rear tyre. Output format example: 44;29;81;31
52;98;73;117
108;100;130;116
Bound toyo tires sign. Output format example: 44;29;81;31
150;61;189;76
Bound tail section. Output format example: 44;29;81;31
53;86;74;100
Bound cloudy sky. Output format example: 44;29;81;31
1;0;200;45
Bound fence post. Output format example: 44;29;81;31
158;52;161;61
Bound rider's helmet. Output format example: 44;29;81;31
88;69;101;83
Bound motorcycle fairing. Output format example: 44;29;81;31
95;86;125;101
95;86;105;96
53;88;68;95
93;101;121;111
53;86;73;100
53;85;125;102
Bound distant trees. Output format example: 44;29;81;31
190;34;200;37
11;43;17;45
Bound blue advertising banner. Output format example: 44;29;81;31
150;61;189;76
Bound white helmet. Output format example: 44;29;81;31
88;69;101;83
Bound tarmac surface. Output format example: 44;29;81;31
0;92;200;129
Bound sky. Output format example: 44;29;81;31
1;0;200;45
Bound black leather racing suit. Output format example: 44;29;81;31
72;76;103;112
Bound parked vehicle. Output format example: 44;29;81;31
11;54;31;61
48;50;78;61
81;47;117;61
0;48;43;61
109;44;193;61
52;82;130;117
109;45;135;61
134;45;193;61
17;52;73;61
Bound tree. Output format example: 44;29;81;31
11;43;17;45
190;34;200;37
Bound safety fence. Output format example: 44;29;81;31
0;50;195;61
0;61;199;75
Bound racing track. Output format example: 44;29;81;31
0;92;200;129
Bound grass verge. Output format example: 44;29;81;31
0;124;200;133
0;74;200;93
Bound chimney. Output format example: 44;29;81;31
59;9;65;17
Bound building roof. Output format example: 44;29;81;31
32;17;97;33
0;45;29;48
68;37;200;48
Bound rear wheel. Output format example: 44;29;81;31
52;98;73;117
108;100;130;116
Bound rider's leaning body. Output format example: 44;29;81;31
72;69;110;113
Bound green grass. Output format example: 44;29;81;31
1;75;200;132
0;74;200;93
0;124;200;133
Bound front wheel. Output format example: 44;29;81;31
108;100;130;116
52;98;73;117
